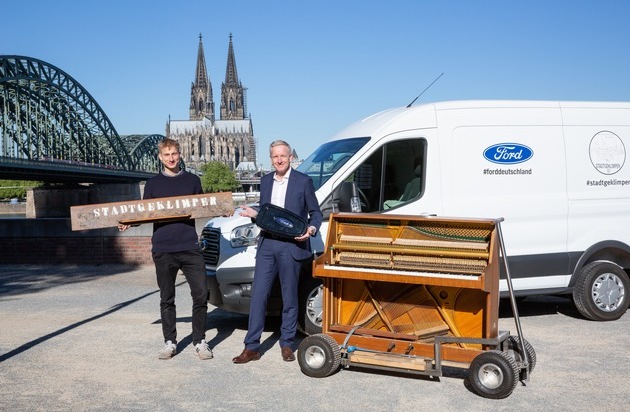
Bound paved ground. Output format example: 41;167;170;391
1;264;629;411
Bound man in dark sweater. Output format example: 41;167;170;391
120;138;212;360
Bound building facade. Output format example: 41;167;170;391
166;34;256;172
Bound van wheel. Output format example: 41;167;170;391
298;277;323;336
573;261;629;321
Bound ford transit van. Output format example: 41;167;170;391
201;100;630;334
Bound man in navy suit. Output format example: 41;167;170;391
232;140;322;363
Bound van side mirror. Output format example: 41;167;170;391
332;181;362;213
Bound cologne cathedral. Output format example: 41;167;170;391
166;34;256;172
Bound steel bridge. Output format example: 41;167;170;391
0;55;160;183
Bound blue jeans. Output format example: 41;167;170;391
152;250;207;345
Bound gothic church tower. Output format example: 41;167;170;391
190;34;214;121
220;34;246;120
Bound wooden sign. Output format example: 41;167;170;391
70;192;234;231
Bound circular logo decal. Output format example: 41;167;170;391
273;216;295;228
589;131;625;175
483;143;533;165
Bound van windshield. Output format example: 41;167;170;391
296;137;370;190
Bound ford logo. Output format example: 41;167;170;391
273;216;294;228
483;143;533;164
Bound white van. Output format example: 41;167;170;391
201;100;630;334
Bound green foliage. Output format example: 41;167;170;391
0;180;41;200
199;162;240;193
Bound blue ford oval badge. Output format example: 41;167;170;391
273;216;294;228
483;143;533;165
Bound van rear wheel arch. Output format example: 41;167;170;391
570;241;630;287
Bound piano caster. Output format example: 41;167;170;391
468;350;520;399
297;334;342;378
507;335;536;382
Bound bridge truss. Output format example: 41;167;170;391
0;55;160;182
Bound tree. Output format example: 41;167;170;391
199;162;240;193
0;180;41;200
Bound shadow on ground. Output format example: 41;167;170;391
0;281;160;363
499;294;583;319
0;264;142;299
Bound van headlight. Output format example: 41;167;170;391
230;223;261;248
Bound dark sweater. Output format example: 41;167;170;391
143;170;203;253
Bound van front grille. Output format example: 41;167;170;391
200;227;221;266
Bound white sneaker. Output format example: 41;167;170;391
158;340;177;360
195;340;213;360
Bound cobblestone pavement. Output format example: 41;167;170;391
1;264;628;411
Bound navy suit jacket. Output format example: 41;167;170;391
258;169;322;260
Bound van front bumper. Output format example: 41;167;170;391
206;266;282;315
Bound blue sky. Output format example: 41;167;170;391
3;0;630;168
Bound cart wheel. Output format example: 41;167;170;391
508;335;537;377
468;350;519;399
297;334;341;378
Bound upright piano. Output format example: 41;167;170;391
313;212;502;369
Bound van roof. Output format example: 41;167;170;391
327;99;630;142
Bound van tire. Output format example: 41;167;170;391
573;261;629;321
298;276;323;336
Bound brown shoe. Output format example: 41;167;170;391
232;348;261;364
281;346;295;362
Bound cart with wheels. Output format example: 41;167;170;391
297;213;534;399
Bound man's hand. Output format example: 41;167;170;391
295;226;316;242
239;205;258;219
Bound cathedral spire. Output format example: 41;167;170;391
195;33;208;88
190;33;214;121
220;33;245;120
224;33;239;87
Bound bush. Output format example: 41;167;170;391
199;162;240;193
0;180;41;200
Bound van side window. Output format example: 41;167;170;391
346;139;425;213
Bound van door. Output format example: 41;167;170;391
439;107;570;292
320;138;427;214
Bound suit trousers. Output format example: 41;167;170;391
244;237;302;351
152;249;207;345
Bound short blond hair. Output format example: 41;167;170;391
269;139;291;156
158;138;180;153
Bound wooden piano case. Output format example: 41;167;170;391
298;213;534;399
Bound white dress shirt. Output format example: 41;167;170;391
270;167;291;207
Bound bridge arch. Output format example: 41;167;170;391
0;55;156;173
122;134;163;172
